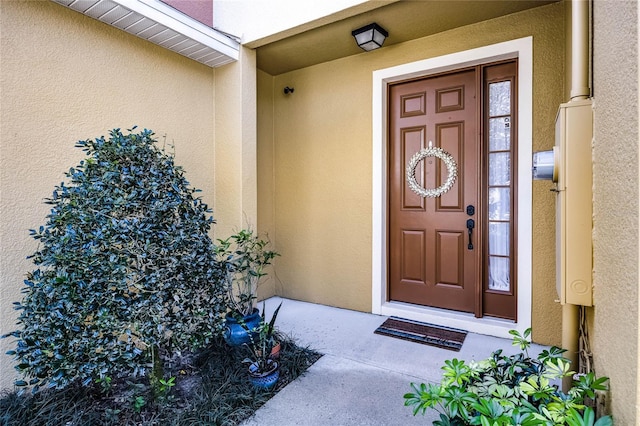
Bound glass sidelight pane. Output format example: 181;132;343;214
486;75;514;298
489;117;511;150
489;81;511;116
489;222;510;256
489;152;511;185
488;256;510;292
488;187;510;220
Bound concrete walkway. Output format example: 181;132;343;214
241;297;547;426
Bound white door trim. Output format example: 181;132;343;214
371;37;533;339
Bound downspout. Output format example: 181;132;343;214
562;0;591;391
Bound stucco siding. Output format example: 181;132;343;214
0;0;218;391
257;69;277;300
263;3;564;345
592;1;639;423
212;46;258;238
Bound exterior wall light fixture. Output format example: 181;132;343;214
351;23;388;51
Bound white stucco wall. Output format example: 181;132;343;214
213;0;384;45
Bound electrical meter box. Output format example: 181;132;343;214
555;100;593;306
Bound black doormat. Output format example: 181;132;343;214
374;317;467;351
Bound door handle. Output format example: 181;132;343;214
466;219;475;250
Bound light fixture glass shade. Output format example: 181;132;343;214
352;23;388;51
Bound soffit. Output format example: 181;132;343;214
51;0;239;68
256;0;558;75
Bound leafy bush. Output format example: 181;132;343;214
3;128;227;392
404;329;612;426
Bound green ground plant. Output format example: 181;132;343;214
3;128;227;393
404;329;612;426
0;335;321;425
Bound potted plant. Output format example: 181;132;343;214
216;229;279;346
242;302;283;389
269;329;284;360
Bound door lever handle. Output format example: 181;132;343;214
466;219;475;250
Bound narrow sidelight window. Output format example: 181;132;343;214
482;59;517;321
487;80;512;292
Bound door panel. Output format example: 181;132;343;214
401;127;427;210
435;231;464;286
401;230;425;283
389;69;479;314
436;122;465;211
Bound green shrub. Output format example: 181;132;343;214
404;329;612;426
3;128;227;393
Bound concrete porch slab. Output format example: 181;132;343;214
241;296;548;426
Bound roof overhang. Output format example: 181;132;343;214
256;0;559;75
51;0;239;68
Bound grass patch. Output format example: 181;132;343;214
0;335;321;426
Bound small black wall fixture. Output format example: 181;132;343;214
351;23;388;51
283;86;294;95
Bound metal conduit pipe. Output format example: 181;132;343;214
571;0;591;100
562;0;591;392
562;304;580;391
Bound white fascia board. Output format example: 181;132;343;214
114;0;239;60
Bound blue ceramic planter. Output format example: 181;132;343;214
248;361;279;390
223;309;261;346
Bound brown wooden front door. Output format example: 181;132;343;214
388;62;518;320
389;68;480;314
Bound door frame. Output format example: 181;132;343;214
371;37;533;338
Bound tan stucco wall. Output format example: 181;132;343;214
260;2;565;345
592;1;638;423
256;69;278;300
213;46;258;238
0;1;252;391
